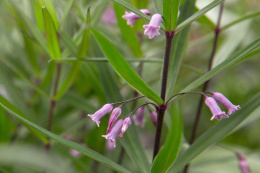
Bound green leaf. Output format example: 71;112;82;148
97;63;150;173
0;55;50;99
0;108;10;142
176;37;260;96
175;0;223;32
39;0;59;29
168;93;260;172
222;11;260;30
92;29;163;104
0;102;131;173
8;0;48;53
111;0;151;22
114;3;143;57
153;0;163;14
152;103;183;173
54;8;91;100
163;0;180;31
195;7;215;28
59;0;75;29
0;95;48;143
166;0;195;99
42;6;61;59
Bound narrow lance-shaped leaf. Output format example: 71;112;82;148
0;101;131;173
54;9;91;100
163;0;180;31
39;0;59;29
195;6;215;28
152;103;183;173
0;95;48;143
114;3;143;57
42;6;61;59
168;93;260;172
92;29;163;104
175;0;223;32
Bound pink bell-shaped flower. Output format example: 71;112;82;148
133;107;146;127
122;9;150;27
205;97;228;120
107;106;122;133
119;116;132;139
211;92;240;115
149;111;157;126
102;119;123;147
143;13;162;39
88;104;113;127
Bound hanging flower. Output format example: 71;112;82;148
133;107;146;127
119;116;132;139
210;92;240;115
102;119;123;147
88;104;113;127
149;111;157;126
143;13;162;39
107;106;122;133
236;153;250;173
205;97;228;120
122;9;150;27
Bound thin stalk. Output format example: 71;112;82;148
45;63;62;149
183;2;224;173
153;32;174;161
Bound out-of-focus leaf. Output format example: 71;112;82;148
195;7;215;28
0;108;10;142
133;0;148;8
152;103;183;173
168;93;260;172
33;0;44;31
0;95;48;143
111;0;151;22
222;11;260;30
175;0;223;32
42;6;61;59
92;29;163;104
39;0;58;29
166;0;195;99
174;37;260;97
8;0;48;53
163;0;180;31
55;9;91;100
0;102;131;173
0;55;50;99
59;0;75;29
114;3;142;57
0;144;76;173
153;0;163;14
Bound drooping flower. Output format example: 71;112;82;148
149;111;157;126
133;107;146;127
119;116;132;139
236;153;250;173
205;97;228;120
107;106;122;133
143;13;162;39
102;119;123;147
106;140;115;151
88;104;113;127
210;92;241;115
122;9;150;27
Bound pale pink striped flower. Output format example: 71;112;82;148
88;104;113;127
205;97;228;120
122;9;150;27
143;13;162;39
102;119;123;147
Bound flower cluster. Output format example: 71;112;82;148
88;104;132;147
122;9;162;39
88;97;158;147
205;92;240;120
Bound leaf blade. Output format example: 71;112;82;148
42;6;61;59
92;29;163;104
0;101;131;173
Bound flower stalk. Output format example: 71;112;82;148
153;31;174;160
